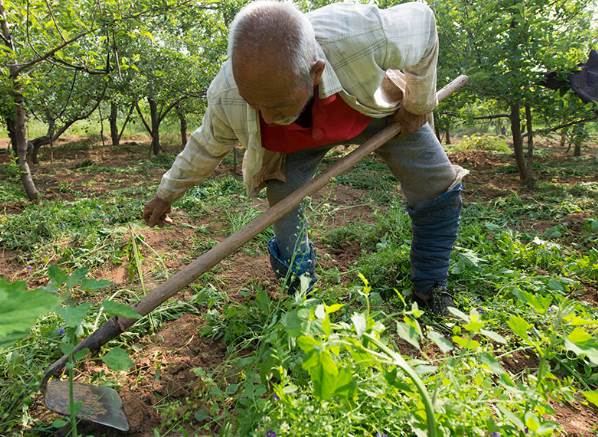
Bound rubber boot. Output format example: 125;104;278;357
268;237;317;294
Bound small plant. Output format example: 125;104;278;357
453;134;511;153
0;266;140;436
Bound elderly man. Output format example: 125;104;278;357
143;1;467;315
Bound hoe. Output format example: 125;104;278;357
41;75;469;431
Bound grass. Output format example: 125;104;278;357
0;135;597;435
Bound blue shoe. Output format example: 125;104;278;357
268;237;317;294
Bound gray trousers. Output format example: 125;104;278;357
266;119;461;261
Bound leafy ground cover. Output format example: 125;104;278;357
0;135;597;436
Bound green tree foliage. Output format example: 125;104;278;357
434;0;596;187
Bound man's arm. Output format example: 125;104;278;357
144;100;238;226
379;3;439;120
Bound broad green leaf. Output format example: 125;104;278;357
325;303;344;314
48;265;68;286
297;335;319;353
0;279;60;347
447;306;469;322
464;309;484;333
56;303;91;328
396;322;420;350
255;290;270;314
225;383;238;395
60;343;74;355
564;328;598;365
284;310;303;337
81;278;111;291
480;328;507;344
74;347;90;362
334;367;356;399
194;409;210;422
321;314;331;337
52;419;67;428
567;327;593;344
547;278;565;293
311;350;338;400
452;335;480;350
427;330;453;353
66;268;89;288
102;301;141;320
507;316;531;342
582;390;598;408
479;352;504;375
102;347;134;371
524;412;540;432
320;350;338;376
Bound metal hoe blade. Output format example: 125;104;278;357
44;380;129;432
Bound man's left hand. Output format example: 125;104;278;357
393;106;428;135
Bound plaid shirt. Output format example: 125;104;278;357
157;1;439;201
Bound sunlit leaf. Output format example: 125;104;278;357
102;347;134;371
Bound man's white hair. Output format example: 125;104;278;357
228;1;317;85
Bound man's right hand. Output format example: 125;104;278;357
143;196;173;227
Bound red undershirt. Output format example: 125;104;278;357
259;90;371;153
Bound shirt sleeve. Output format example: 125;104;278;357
156;101;238;202
378;2;438;115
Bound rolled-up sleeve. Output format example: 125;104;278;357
379;2;438;115
156;101;238;202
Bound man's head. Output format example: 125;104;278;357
229;1;325;125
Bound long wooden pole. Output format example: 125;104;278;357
42;75;468;384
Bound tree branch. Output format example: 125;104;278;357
443;111;511;120
118;102;135;139
44;0;66;43
523;115;597;138
135;102;152;135
48;54;110;75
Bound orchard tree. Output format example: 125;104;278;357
434;0;595;188
0;0;203;200
26;65;108;162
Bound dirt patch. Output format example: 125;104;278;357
216;251;276;295
0;249;27;281
501;349;539;375
552;402;598;436
576;283;598;306
73;313;225;436
313;183;376;227
318;241;361;274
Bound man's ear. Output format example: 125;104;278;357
310;59;326;86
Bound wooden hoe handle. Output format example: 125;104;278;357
42;74;469;386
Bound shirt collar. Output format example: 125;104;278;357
315;43;343;99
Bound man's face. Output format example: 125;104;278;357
236;75;313;125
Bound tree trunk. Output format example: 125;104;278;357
510;102;534;189
148;97;160;155
32;118;55;164
434;122;441;142
560;129;567;148
13;95;39;200
524;102;535;189
0;0;39;201
176;104;187;147
445;124;451;145
574;141;581;157
110;101;119;146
